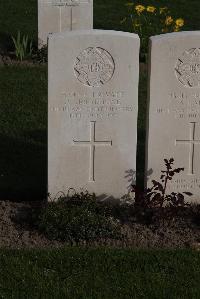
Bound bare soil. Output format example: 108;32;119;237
0;54;45;66
0;200;200;250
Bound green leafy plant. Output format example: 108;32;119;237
122;2;185;60
11;30;33;61
132;158;192;224
38;191;121;244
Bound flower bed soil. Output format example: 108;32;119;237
0;200;199;250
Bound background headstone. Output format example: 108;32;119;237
146;31;200;202
48;30;139;200
38;0;93;48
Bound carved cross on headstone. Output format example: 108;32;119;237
175;122;200;175
73;121;112;182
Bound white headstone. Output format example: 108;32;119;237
38;0;93;48
48;30;139;200
146;31;200;202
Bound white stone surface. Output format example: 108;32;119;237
38;0;93;47
146;31;200;202
48;30;139;200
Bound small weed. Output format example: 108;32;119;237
132;158;192;224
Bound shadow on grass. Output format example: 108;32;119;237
0;31;13;54
0;132;47;201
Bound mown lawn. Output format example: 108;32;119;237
0;0;199;45
0;247;200;298
0;66;47;200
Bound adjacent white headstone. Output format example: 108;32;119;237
146;31;200;202
48;30;139;200
38;0;93;48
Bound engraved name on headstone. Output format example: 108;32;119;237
146;31;200;202
38;0;93;48
48;30;139;199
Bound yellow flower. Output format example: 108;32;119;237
147;6;156;13
135;5;145;14
165;16;173;26
175;18;184;27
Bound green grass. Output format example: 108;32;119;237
0;0;200;46
0;66;47;200
0;247;200;298
0;0;37;51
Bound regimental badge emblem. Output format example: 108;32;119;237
74;47;115;87
175;48;200;88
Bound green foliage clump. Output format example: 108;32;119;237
11;30;33;61
38;191;121;243
122;2;184;60
132;158;192;224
